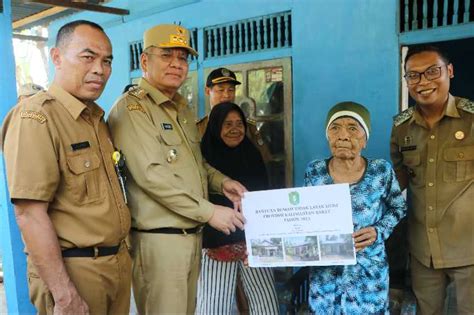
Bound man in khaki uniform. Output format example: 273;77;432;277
107;24;246;315
2;20;131;315
391;45;473;314
197;67;271;163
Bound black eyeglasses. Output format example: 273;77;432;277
404;65;447;85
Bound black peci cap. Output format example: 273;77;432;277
206;67;241;87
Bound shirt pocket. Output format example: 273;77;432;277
66;151;103;204
402;152;424;187
181;119;202;161
159;129;182;146
158;130;183;166
443;145;474;182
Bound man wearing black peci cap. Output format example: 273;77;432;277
197;67;271;163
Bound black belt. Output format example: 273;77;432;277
132;226;203;235
62;244;120;258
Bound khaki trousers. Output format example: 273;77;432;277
131;231;202;315
27;243;132;315
411;257;474;315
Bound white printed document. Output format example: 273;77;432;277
243;184;356;267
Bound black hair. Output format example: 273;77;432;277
55;20;105;48
404;45;451;69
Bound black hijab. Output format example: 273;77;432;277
201;102;268;194
201;102;268;248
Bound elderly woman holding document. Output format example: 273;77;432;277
196;102;279;315
304;101;407;314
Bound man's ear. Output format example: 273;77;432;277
447;63;454;79
140;53;148;73
50;47;61;67
205;87;211;96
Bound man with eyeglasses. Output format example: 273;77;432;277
390;45;473;314
107;24;246;314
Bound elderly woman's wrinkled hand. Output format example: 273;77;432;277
353;227;377;252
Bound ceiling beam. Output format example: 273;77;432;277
13;6;68;30
26;0;130;15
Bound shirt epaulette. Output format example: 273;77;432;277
30;91;54;107
247;118;257;126
127;86;147;100
457;98;474;114
393;107;414;127
196;116;208;124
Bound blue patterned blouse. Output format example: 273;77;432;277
304;158;406;315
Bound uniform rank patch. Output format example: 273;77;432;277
400;145;417;152
127;104;145;113
458;98;474;114
20;110;47;124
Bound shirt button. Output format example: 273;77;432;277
429;158;434;163
429;228;434;233
430;135;435;140
428;206;433;211
458;152;464;159
428;182;434;187
197;216;203;221
84;161;91;168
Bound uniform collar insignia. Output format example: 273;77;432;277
20;110;47;124
126;103;146;113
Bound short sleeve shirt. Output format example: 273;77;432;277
2;84;130;249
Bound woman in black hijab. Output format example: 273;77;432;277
196;102;279;315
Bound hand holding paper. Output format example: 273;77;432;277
208;204;245;235
243;184;356;267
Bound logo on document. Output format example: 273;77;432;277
288;191;300;206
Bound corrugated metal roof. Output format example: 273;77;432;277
13;1;69;30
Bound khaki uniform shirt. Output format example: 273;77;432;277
197;114;272;163
2;84;130;249
108;78;227;230
390;94;474;268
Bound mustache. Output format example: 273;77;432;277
85;77;105;85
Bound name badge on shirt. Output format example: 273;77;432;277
400;145;417;152
161;123;173;130
71;141;90;151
